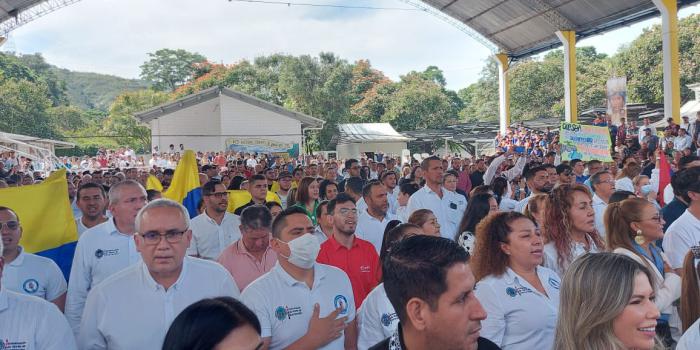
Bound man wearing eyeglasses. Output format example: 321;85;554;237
78;199;239;349
66;180;147;336
187;180;241;260
0;227;77;349
590;171;615;238
0;207;67;311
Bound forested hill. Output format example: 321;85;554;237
51;68;150;111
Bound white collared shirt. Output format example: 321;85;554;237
66;218;142;336
2;247;66;301
396;206;409;223
0;287;77;350
592;194;608;238
75;217;89;237
543;239;601;277
678;318;700;350
475;267;561;350
357;283;397;350
357;209;397;253
313;226;330;244
241;263;355;350
386;187;399;215
78;257;239;350
407;186;467;240
663;209;700;269
187;211;241;260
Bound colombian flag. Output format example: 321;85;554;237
227;190;281;213
146;174;164;192
0;169;78;279
163;150;202;218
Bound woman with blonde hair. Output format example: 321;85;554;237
555;253;664;350
605;198;681;345
523;193;548;229
542;184;605;276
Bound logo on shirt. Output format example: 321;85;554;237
274;306;303;321
94;248;119;259
359;265;371;273
505;286;532;298
0;339;28;350
22;279;39;294
381;312;398;327
548;277;560;290
334;295;349;315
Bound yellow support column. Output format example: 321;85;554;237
494;53;510;134
652;0;681;124
556;30;577;123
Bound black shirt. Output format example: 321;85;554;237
233;200;265;215
470;170;485;187
369;323;501;350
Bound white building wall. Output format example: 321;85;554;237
150;98;222;152
336;142;407;159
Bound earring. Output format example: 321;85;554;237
634;229;645;245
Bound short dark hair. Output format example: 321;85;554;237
163;169;175;176
201;180;223;196
420;156;441;170
240;205;273;230
570;159;583;167
362;179;383;199
381;170;397;182
679;155;700;170
345;158;359;170
524;165;548;181
161;297;261;350
589;170;611;192
316;200;329;218
383;235;470;323
399;182;420;196
555;164;572;175
77;182;107;201
674;167;700;203
319;180;337;201
327;192;355;214
146;189;161;202
271;206;309;238
344;177;365;195
609;190;636;204
249;174;267;185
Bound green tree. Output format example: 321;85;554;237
140;49;207;92
103;89;170;151
0;79;55;138
383;72;456;131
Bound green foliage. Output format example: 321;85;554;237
103;90;170;152
52;68;150;111
0;78;55;138
140;48;207;91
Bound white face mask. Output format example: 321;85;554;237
278;233;320;269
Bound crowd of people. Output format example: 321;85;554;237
2;122;700;349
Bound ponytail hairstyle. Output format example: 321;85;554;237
491;177;508;205
681;247;700;332
604;198;659;277
543;184;605;271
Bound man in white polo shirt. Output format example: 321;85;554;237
187;180;241;259
0;232;77;349
407;156;467;240
78;199;239;349
663;167;700;274
0;206;67;311
74;182;109;237
241;206;357;350
357;180;396;253
66;180;147;336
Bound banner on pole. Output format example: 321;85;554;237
559;122;613;162
606;76;627;125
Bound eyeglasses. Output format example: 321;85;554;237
139;229;187;245
206;192;228;199
335;208;358;216
0;221;19;230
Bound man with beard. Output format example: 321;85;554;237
317;193;381;307
75;183;109;237
381;171;399;215
188;181;241;260
276;171;293;208
515;165;553;213
357;180;396;253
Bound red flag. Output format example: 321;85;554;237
658;152;671;206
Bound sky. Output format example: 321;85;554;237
2;0;699;91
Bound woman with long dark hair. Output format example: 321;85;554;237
455;193;498;255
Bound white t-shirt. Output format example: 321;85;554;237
475;267;561;350
65;219;142;336
499;197;518;212
241;263;356;350
0;287;77;350
1;247;66;302
543;239;601;277
677;317;700;350
187;211;242;260
78;257;239;349
357;283;397;350
407;186;467;240
592;194;608;238
356;210;397;254
663;209;700;269
396;206;409;223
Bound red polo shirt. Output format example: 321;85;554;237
317;235;381;307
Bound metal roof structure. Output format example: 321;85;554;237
0;0;82;37
133;86;325;129
420;0;700;59
332;123;412;145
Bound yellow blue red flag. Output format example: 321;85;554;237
0;169;78;279
163;150;202;218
